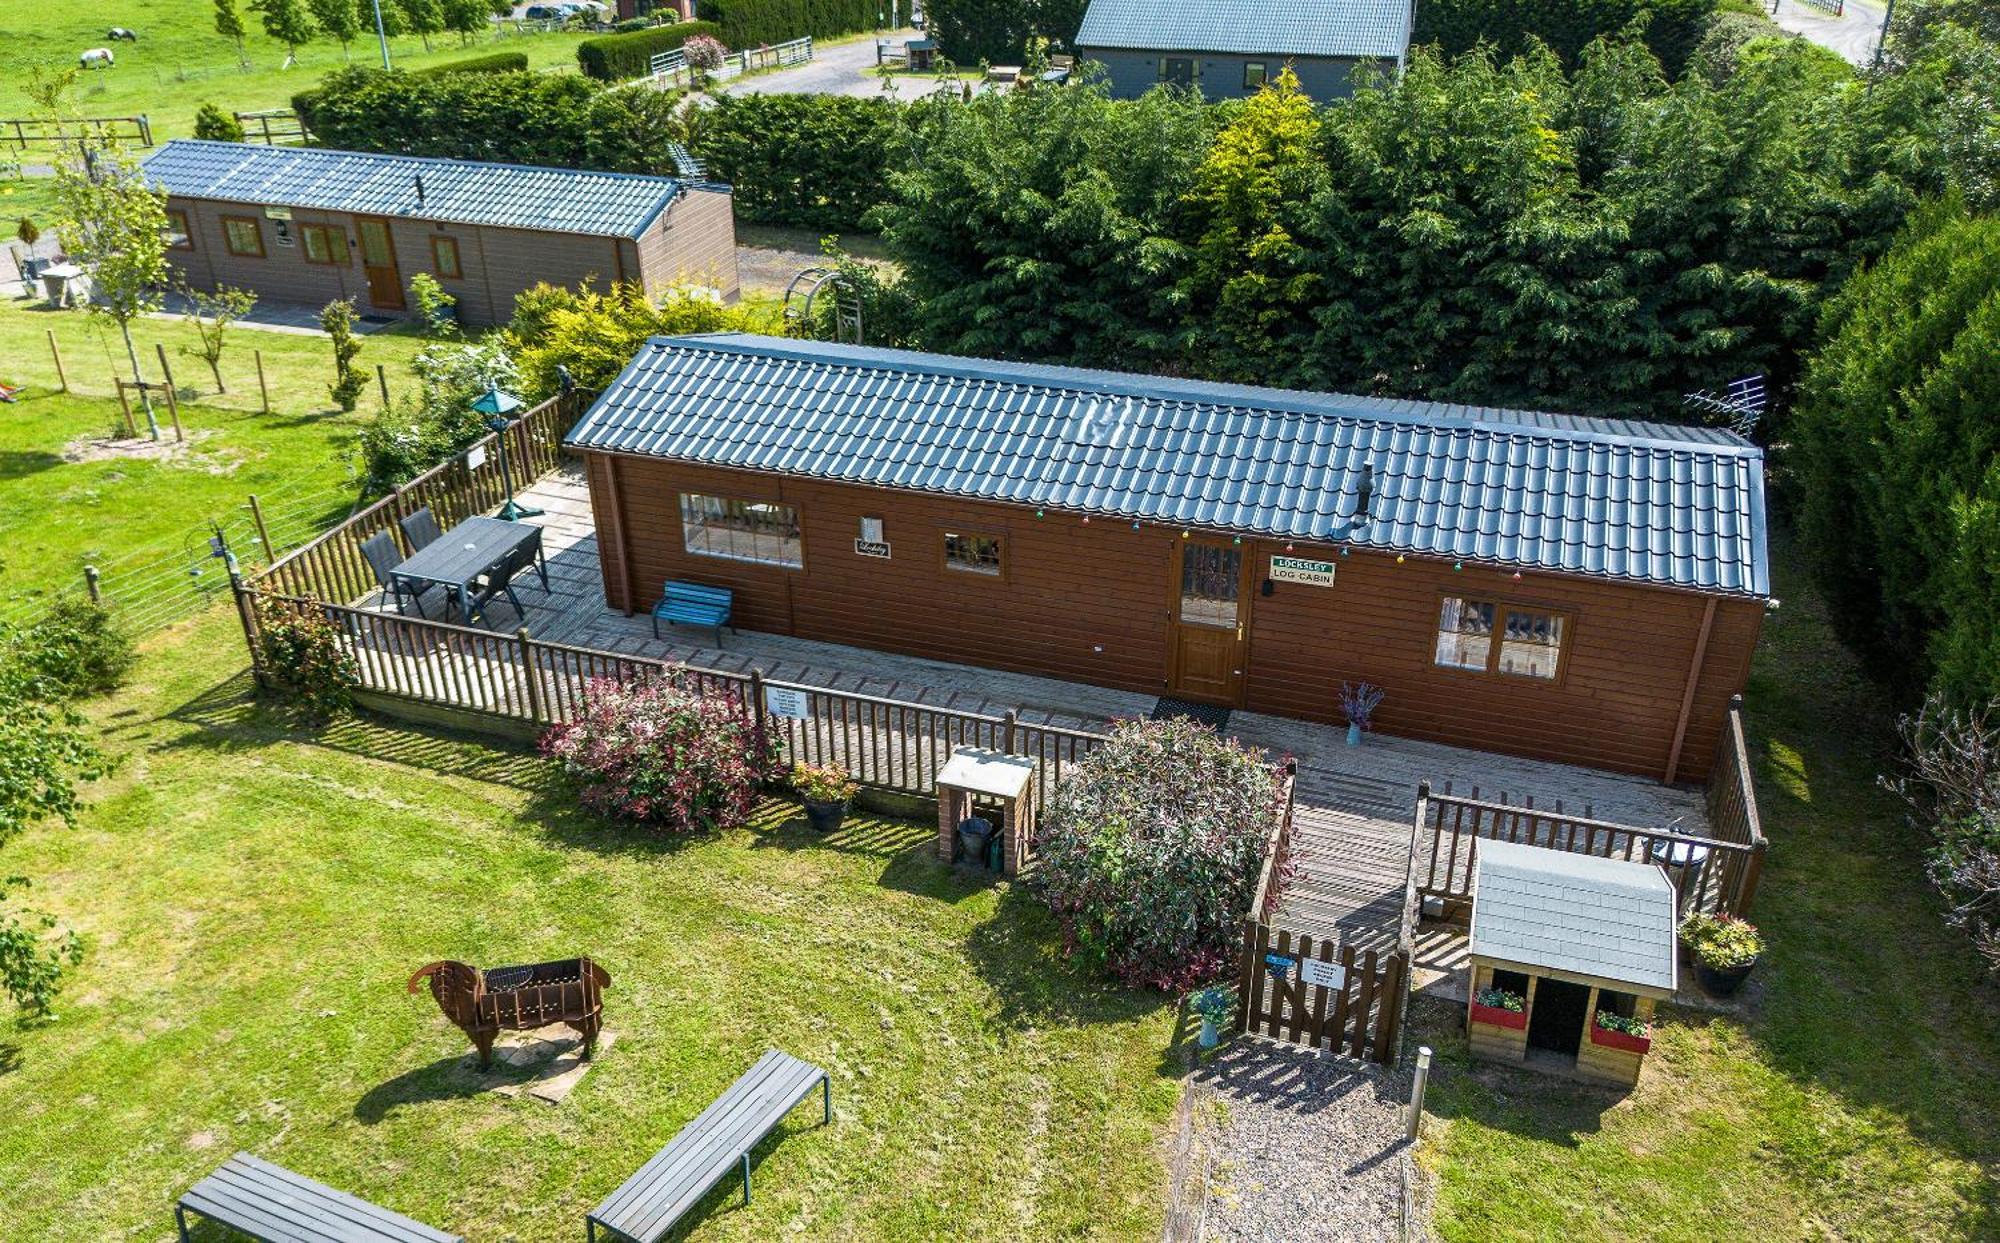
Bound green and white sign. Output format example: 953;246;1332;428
1270;555;1337;587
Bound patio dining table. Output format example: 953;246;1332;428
391;516;547;623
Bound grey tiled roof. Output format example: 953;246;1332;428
1469;841;1677;993
567;334;1770;597
1076;0;1412;61
142;140;684;239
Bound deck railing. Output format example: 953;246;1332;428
1702;694;1768;916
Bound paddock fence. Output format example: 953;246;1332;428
647;36;811;89
0;114;152;151
233;109;311;146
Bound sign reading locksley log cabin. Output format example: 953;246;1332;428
1270;555;1337;586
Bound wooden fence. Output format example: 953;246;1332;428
233;109;311;146
249;390;581;600
1236;924;1407;1065
1703;695;1768;914
0;115;152;150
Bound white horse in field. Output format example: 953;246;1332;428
79;47;115;69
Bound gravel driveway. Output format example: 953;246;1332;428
1770;0;1886;66
721;30;919;98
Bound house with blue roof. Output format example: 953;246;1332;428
1074;0;1414;99
564;334;1769;780
141;140;738;327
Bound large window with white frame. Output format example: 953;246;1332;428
679;493;802;568
1434;596;1566;680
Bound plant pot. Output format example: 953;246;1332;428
1694;957;1756;996
804;798;847;834
1346;721;1363;746
1590;1024;1652;1055
1468;1001;1527;1030
1199;1016;1219;1049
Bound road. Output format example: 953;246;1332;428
1769;0;1888;67
720;29;923;98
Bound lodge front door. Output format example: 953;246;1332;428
353;216;405;311
1167;539;1249;705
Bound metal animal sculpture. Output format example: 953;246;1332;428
407;957;609;1069
79;48;115;69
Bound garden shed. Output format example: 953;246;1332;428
1465;840;1678;1088
1075;0;1413;100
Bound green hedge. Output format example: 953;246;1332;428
294;67;601;166
690;93;901;230
700;0;875;49
1412;0;1719;77
576;21;725;81
410;51;531;76
927;0;1086;65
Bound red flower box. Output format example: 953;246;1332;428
1590;1024;1652;1055
1469;1001;1526;1030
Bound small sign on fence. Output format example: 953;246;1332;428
765;685;810;719
466;445;488;470
1263;952;1296;979
1301;958;1347;990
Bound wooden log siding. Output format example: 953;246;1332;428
249;391;581;597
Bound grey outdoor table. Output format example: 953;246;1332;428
391;516;546;622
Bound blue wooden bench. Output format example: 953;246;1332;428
176;1152;462;1243
586;1050;829;1243
651;580;733;647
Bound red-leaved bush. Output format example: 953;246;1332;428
1034;717;1286;992
540;675;778;831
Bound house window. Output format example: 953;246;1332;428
1244;62;1268;89
431;234;462;280
301;223;349;265
1435;597;1566;680
165;208;193;251
943;531;1001;577
680;493;802;568
1158;57;1198;87
221;215;264;257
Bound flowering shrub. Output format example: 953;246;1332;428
253;597;359;723
682;34;728;71
1679;912;1765;969
1474;986;1524;1012
792;762;857;804
1035;717;1285;992
540;676;778;831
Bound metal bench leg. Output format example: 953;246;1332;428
175;1204;191;1243
823;1075;831;1125
587;1217;597;1243
652;614;661;640
741;1152;752;1206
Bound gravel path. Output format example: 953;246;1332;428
721;30;918;98
1184;1040;1416;1243
1770;0;1886;66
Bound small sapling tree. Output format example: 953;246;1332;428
179;281;258;392
321;298;367;411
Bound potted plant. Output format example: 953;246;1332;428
1339;681;1385;746
1190;985;1235;1049
1591;1010;1653;1054
793;761;858;833
1679;912;1764;996
1468;986;1527;1030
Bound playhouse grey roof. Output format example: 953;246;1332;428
566;334;1771;597
1469;841;1678;994
1075;0;1413;61
142;140;685;240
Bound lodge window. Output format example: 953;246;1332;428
431;234;462;280
1434;597;1566;680
300;223;349;266
165;208;193;251
221;215;264;258
680;493;802;568
1244;62;1268;89
943;531;1001;577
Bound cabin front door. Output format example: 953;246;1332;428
1167;539;1249;705
353;216;404;311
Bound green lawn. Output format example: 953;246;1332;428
1417;532;2000;1242
0;608;1181;1241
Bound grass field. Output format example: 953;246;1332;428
0;608;1181;1241
1417;534;2000;1242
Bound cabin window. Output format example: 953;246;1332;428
1243;62;1268;89
680;493;802;568
165;208;193;251
1158;57;1198;86
221;215;264;258
431;234;462;280
943;531;1001;577
1435;597;1566;680
300;223;348;265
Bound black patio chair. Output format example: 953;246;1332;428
399;506;443;553
361;531;428;617
465;542;532;627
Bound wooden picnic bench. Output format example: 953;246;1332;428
585;1049;830;1242
176;1151;462;1243
651;579;733;646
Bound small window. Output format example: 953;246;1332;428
680;493;802;568
943;531;1001;577
431;234;462;280
1490;968;1531;996
300;223;348;265
1244;62;1268;89
221;215;264;258
1435;596;1566;680
165;208;193;251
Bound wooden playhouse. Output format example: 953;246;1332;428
1464;840;1677;1088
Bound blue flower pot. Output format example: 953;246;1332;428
1199;1017;1219;1048
1347;721;1363;746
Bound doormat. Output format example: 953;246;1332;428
1150;696;1232;731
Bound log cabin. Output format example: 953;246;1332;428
564;334;1770;780
141;140;738;327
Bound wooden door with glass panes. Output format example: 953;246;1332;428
1168;539;1250;704
353;216;404;310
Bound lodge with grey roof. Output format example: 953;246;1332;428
565;334;1769;780
143;140;738;327
1074;0;1414;99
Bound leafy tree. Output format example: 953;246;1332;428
178;281;258;391
395;0;445;50
503;282;760;399
251;0;319;64
309;0;365;58
926;0;1087;65
357;338;512;487
442;0;489;44
321;299;367;411
15;217;37;247
192;101;247;142
215;0;251;66
297;66;600;165
1413;0;1720;79
690;93;902;230
0;878;83;1020
366;0;406;39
